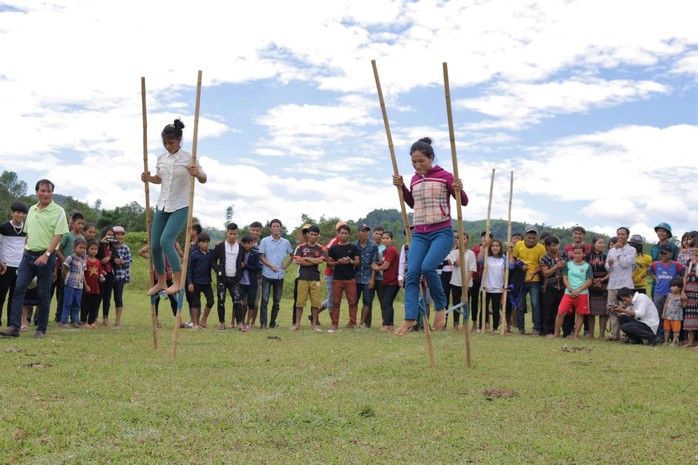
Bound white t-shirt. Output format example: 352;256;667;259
224;241;239;278
155;148;205;212
630;292;659;334
449;249;476;288
484;255;507;293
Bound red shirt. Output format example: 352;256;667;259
84;257;103;295
382;245;400;285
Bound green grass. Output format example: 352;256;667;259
0;288;696;465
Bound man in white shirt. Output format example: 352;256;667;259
605;227;636;341
611;287;660;346
211;223;242;330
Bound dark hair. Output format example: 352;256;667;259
307;225;320;234
609;236;618;247
512;232;523;240
250;221;263;229
540;231;551;242
338;224;350;233
10;201;28;213
670;277;684;289
86;239;99;249
689;230;698;240
410;137;435;159
198;232;211;243
631;242;643;255
269;219;282;227
572;243;585;252
480;231;493;238
617;226;630;236
690;238;698;248
71;211;85;222
226;223;238;231
241;234;254;243
590;235;605;252
100;226;113;240
191;223;202;235
572;226;586;234
616;287;634;300
373;226;385;233
73;238;87;249
162;119;185;139
488;238;504;258
35;179;55;192
383;230;393;239
544;235;560;246
84;223;96;231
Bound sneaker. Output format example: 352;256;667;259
327;326;338;333
313;326;322;332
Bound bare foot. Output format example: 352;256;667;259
164;284;181;295
432;310;446;330
395;320;417;336
147;283;167;296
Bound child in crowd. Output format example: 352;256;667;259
677;232;692;265
550;244;592;339
539;235;569;336
449;232;476;332
648;243;684;342
80;239;104;328
83;223;97;242
477;238;515;334
97;226;115;326
327;224;360;333
292;225;326;331
211;223;243;330
239;234;261;330
187;233;214;330
373;230;400;332
111;226;131;328
138;244;178;327
54;211;85;322
585;235;608;339
681;238;698;347
662;278;684;346
60;238;88;328
0;201;28;327
629;235;652;294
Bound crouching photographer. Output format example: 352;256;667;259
610;287;660;345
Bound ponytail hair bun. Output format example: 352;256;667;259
410;137;435;159
162;118;185;139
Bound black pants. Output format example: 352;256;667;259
100;272;114;319
619;314;655;343
452;285;464;325
541;286;565;335
0;265;17;326
155;278;177;317
80;293;101;324
192;284;214;311
381;284;400;327
469;281;482;325
53;276;64;322
292;277;299;324
217;276;241;324
485;292;502;331
440;271;452;310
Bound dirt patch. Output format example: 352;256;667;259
561;344;592;352
24;362;51;368
483;388;518;400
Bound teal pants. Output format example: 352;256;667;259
151;207;188;274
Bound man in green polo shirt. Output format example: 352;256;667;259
0;179;68;338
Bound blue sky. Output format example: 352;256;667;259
1;0;697;241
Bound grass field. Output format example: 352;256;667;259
0;288;696;465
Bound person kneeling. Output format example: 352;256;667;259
611;287;660;345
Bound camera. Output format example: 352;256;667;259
608;302;619;312
106;236;116;243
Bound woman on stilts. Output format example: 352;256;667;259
142;119;207;296
393;137;469;335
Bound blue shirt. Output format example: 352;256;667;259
187;248;212;285
259;235;293;280
352;239;379;285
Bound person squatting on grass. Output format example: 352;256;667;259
610;287;660;346
142;119;207;297
392;137;469;336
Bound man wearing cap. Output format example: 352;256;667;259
650;223;679;262
605;227;636;341
0;180;69;338
513;225;547;335
353;224;380;328
628;235;652;295
0;201;28;326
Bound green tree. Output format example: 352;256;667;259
0;171;29;220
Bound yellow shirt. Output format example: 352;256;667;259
513;241;546;282
633;253;652;289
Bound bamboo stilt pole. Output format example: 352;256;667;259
141;77;158;350
480;169;495;333
443;62;472;369
172;70;202;359
372;60;434;368
501;171;514;333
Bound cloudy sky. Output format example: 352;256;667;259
1;0;696;240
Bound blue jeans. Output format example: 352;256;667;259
260;277;283;327
517;282;541;332
9;251;57;332
151;207;188;274
61;286;82;324
404;227;453;320
322;275;334;309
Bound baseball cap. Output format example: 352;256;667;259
524;225;537;234
628;234;644;245
113;226;127;234
359;223;371;231
654;222;673;238
658;243;673;254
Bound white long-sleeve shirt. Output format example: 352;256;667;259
605;244;635;289
155;149;205;212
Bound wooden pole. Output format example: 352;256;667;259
443;62;472;369
372;60;434;368
501;171;514;334
172;70;202;359
480;168;495;333
141;77;158;350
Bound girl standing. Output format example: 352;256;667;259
585;236;608;339
393;137;469;335
681;238;698;347
97;226;114;326
142;119;207;296
477;238;514;334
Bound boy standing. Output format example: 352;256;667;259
239;234;261;330
258;219;294;329
0;201;28;326
187;233;214;329
539;235;569;336
327;224;360;332
353;224;379;328
550;244;592;339
292;225;326;330
54;212;86;322
648;243;684;341
211;223;243;330
60;238;88;328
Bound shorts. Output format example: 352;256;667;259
558;293;590;315
356;282;375;306
663;319;681;332
192;284;214;309
239;284;257;309
297;280;322;308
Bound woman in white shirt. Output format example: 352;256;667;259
142;119;207;296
